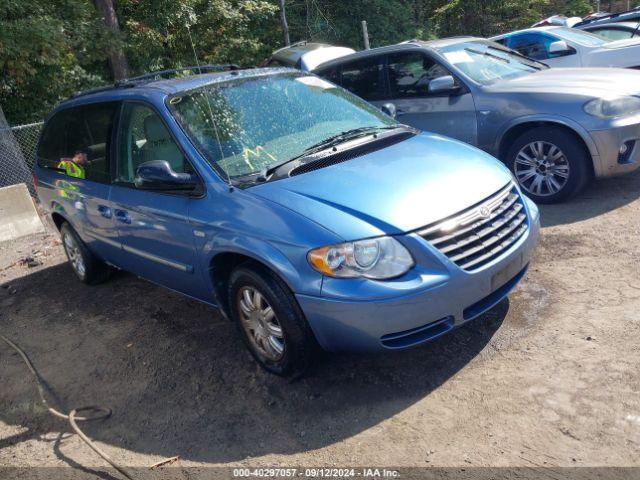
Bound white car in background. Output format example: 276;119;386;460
492;26;640;68
263;41;356;71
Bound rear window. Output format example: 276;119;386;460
38;102;118;183
339;57;386;101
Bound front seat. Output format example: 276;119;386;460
140;114;185;172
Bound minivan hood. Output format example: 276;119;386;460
488;68;640;97
250;133;512;241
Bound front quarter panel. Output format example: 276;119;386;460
189;182;342;298
474;91;601;158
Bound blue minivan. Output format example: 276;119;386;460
35;66;540;376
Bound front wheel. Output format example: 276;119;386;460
228;264;318;377
506;127;591;204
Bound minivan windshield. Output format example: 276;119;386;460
167;72;396;180
436;41;545;85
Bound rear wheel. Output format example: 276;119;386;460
60;222;111;285
228;264;318;377
506;126;590;204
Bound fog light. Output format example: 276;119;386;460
618;140;635;164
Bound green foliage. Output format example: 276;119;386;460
0;0;111;124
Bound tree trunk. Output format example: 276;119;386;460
93;0;129;81
279;0;291;46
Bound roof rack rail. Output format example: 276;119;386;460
116;64;240;86
70;64;240;99
574;7;640;27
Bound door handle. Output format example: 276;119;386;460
114;209;131;224
97;205;112;219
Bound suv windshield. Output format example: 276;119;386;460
167;72;396;181
553;27;609;46
436;41;545;85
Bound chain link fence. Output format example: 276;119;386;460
0;122;43;197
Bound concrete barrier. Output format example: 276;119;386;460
0;184;44;242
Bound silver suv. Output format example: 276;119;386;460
314;38;640;203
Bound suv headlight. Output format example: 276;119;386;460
584;96;640;119
308;236;414;279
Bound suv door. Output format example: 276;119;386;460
384;51;478;145
504;32;580;67
37;103;121;262
109;102;206;298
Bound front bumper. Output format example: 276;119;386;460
589;120;640;178
296;198;540;352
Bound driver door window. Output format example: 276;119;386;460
116;103;190;184
387;52;451;98
507;32;573;60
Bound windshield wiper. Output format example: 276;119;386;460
465;47;510;64
485;45;548;70
260;125;405;180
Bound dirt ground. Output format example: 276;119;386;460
1;172;639;479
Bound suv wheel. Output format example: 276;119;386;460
60;222;111;285
228;264;318;377
506;126;590;204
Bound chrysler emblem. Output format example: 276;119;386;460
478;206;491;218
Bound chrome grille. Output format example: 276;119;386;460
419;183;528;271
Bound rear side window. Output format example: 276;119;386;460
339;57;386;101
38;102;118;183
316;66;341;85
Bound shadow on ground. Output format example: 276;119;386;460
0;262;508;463
539;170;640;227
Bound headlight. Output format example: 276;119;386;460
308;236;414;279
584;96;640;119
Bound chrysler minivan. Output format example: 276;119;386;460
35;66;540;376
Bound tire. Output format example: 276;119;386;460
60;222;111;285
505;126;591;204
228;263;318;377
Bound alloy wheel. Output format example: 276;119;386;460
514;141;570;197
63;233;86;277
237;286;285;361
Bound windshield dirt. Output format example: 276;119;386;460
167;73;395;180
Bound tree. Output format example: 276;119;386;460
0;0;110;124
93;0;129;80
279;0;291;46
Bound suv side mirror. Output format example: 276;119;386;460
428;75;459;95
549;40;572;55
134;160;200;192
380;103;397;118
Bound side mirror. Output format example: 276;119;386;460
428;75;459;95
380;103;397;118
134;160;199;192
549;40;572;54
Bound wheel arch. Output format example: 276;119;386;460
206;243;310;319
49;202;72;230
496;117;598;166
